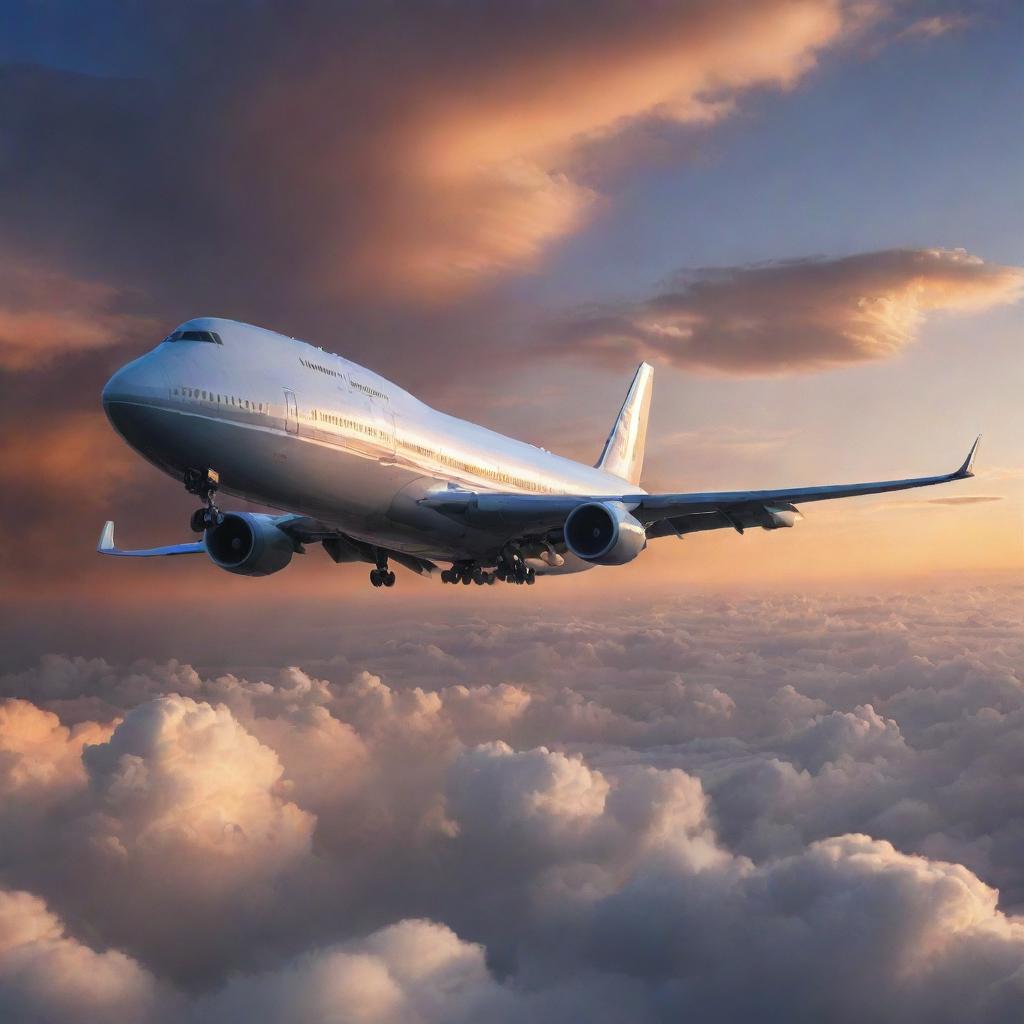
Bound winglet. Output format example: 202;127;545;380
955;435;982;479
98;520;116;553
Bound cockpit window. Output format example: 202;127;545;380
164;330;223;345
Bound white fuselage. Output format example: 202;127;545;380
102;318;640;569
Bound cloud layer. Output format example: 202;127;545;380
1;586;1024;1020
0;1;870;318
555;248;1024;373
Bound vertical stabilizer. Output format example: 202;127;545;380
595;362;653;486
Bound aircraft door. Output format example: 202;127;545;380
284;389;299;434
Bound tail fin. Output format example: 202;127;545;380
595;362;653;486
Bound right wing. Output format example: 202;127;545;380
420;436;982;539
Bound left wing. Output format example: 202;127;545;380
420;436;981;538
98;521;206;557
97;516;436;575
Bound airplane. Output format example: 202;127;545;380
99;317;981;588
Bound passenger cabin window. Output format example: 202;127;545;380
164;330;223;344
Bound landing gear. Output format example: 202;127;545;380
441;562;498;586
440;558;530;586
496;549;535;585
369;550;396;588
185;468;223;532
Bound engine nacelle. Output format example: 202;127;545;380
205;512;295;576
760;504;802;530
563;501;646;566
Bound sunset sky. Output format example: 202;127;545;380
2;3;1024;1022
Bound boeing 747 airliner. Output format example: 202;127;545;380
99;318;980;588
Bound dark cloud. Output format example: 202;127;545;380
927;495;1005;505
0;586;1023;1019
552;249;1024;374
1;2;869;316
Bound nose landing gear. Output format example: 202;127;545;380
185;468;223;532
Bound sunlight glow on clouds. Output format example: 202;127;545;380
0;254;154;370
1;588;1024;1020
555;248;1024;374
361;0;857;295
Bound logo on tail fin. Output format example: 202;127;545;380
595;362;653;486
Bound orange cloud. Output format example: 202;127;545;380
897;13;975;41
0;255;155;371
243;0;869;298
553;248;1024;374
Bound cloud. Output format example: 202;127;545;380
0;253;155;370
190;919;511;1024
553;248;1024;374
0;889;159;1024
927;495;1005;506
0;699;111;799
1;586;1024;1019
897;13;976;41
0;0;873;330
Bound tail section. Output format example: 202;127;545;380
595;362;653;486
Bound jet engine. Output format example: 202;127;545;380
563;501;646;565
205;512;295;576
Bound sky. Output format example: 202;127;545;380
1;1;1024;1021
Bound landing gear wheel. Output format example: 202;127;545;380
184;468;222;531
370;569;383;587
526;568;536;585
383;571;396;587
441;569;454;584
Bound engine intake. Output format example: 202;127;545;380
205;512;295;576
564;501;646;566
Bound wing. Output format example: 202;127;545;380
97;521;206;557
420;437;982;539
97;516;437;575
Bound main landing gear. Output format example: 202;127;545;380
440;555;535;586
369;551;396;588
440;562;497;586
496;550;535;586
185;468;223;532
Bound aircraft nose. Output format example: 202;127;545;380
101;365;128;408
102;354;165;407
102;354;169;447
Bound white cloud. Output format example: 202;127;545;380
2;587;1024;1019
